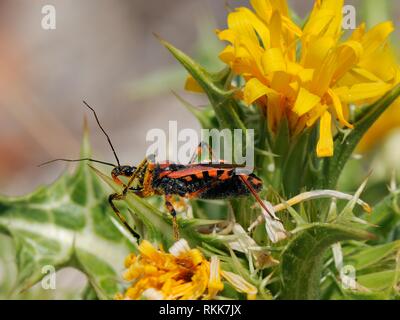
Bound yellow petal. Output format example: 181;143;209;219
261;48;286;75
267;90;284;132
334;82;393;104
303;0;343;39
292;87;321;116
349;67;386;83
235;37;264;73
306;103;328;127
321;0;344;37
271;0;289;16
350;23;366;41
358;45;399;83
281;15;303;38
332;40;363;82
217;29;236;43
207;256;224;299
184;75;204;93
124;253;136;268
361;21;394;58
237;7;270;48
302;36;335;69
269;10;282;49
250;0;301;38
222;39;261;77
243;78;277;105
310;50;337;96
250;0;273;22
327;88;353;128
219;45;235;65
317;111;333;157
271;71;293;97
138;240;166;266
286;62;301;74
289;81;299;94
287;62;314;83
303;7;335;38
227;10;260;45
298;69;314;84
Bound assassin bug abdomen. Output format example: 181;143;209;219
151;162;263;199
41;101;271;241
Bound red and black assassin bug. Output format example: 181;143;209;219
41;101;275;240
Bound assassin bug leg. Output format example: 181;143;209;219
239;175;281;222
108;193;140;239
107;159;149;237
165;195;180;240
121;157;149;195
189;141;217;164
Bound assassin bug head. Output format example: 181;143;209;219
112;156;154;194
111;166;136;178
111;165;137;186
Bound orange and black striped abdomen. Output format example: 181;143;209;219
151;163;263;199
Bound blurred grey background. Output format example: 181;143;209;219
0;0;398;196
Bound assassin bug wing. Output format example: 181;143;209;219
162;163;246;179
197;163;247;169
165;165;236;179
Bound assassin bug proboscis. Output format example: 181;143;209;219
40;101;275;240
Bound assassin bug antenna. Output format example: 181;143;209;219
82;100;121;167
39;101;122;168
38;158;116;167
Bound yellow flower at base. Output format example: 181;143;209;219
117;239;257;300
213;0;399;157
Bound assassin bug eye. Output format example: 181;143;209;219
121;166;136;176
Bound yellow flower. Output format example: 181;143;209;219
117;239;257;300
209;0;399;157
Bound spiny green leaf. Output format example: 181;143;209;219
0;234;17;298
0;128;134;299
280;223;372;300
158;37;247;132
366;190;400;242
81;282;99;300
358;270;400;292
346;241;400;271
157;35;231;99
172;91;218;129
281;126;311;196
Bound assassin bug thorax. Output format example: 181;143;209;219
40;101;275;241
